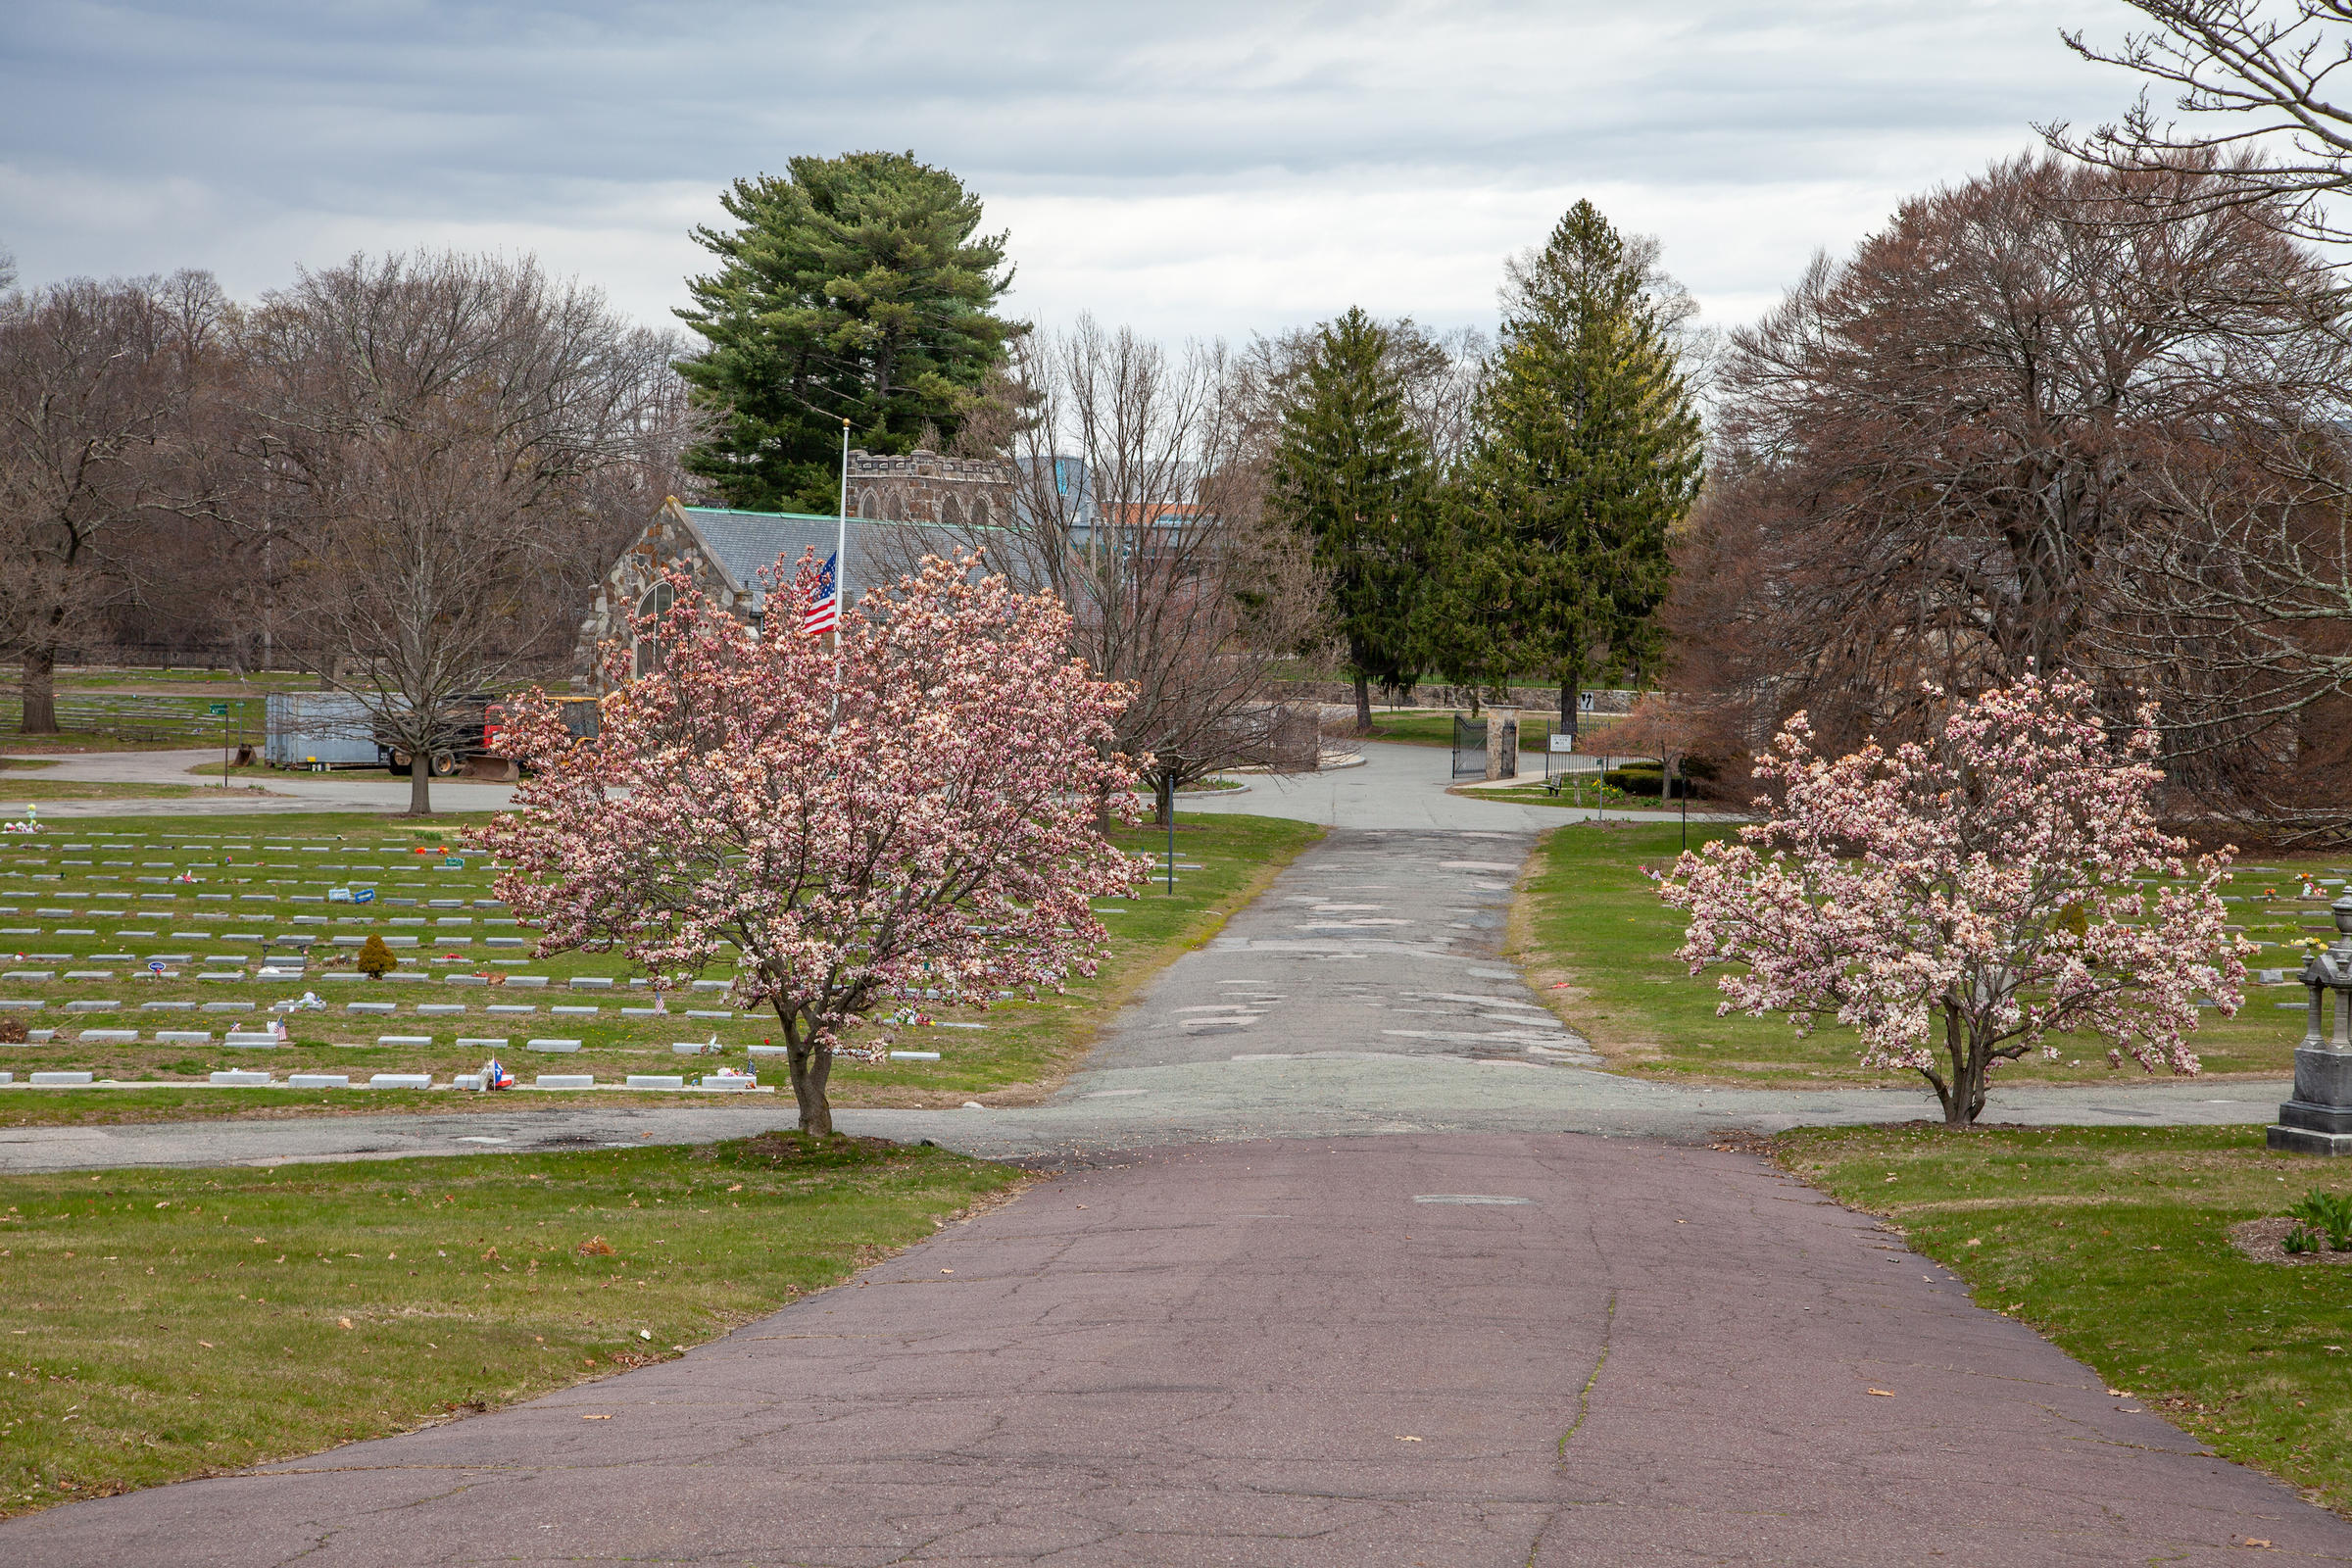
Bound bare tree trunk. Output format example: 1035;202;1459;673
1353;671;1373;734
20;649;59;734
786;1028;836;1136
408;762;432;816
1559;672;1580;744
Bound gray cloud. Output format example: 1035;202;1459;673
2;1;2135;342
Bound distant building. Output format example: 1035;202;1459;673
575;450;1015;689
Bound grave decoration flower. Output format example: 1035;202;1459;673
1657;672;2246;1126
476;550;1148;1137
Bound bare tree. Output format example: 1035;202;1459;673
1690;153;2332;754
237;252;667;813
0;273;220;731
2056;1;2352;244
894;317;1325;810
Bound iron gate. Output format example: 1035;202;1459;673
1451;713;1488;777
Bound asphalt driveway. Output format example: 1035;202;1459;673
6;1132;2343;1566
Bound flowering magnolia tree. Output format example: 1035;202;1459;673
1656;674;2246;1125
473;551;1148;1135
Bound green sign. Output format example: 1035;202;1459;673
208;702;228;716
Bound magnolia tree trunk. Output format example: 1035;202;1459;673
780;1015;836;1136
20;650;59;734
1933;1002;2007;1127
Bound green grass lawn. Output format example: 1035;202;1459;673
1780;1124;2352;1515
0;808;1321;1124
0;1132;1021;1517
1514;821;2326;1090
186;760;391;782
1460;775;1697;811
0;781;221;800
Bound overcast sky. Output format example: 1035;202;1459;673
1;1;2145;346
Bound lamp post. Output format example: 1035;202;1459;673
1156;758;1190;895
2269;893;2352;1155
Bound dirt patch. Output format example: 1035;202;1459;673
2228;1215;2352;1266
720;1131;906;1167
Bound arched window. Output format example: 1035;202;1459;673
633;581;674;678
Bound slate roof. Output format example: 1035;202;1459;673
675;505;1034;612
675;508;846;612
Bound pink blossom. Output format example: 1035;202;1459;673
1656;672;2246;1124
471;550;1149;1135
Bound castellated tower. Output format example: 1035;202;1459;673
846;449;1014;528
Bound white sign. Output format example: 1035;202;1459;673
1548;733;1575;754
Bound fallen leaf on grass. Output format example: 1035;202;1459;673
197;1341;213;1348
1866;1389;1895;1397
337;1318;352;1330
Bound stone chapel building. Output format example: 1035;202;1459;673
574;449;1016;689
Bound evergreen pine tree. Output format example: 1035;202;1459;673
1265;308;1441;732
676;152;1015;514
1444;201;1703;739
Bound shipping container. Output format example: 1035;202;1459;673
264;692;381;768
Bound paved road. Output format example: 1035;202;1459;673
14;738;1663;829
10;747;523;815
9;1131;2344;1566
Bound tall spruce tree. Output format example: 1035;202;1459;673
1446;201;1703;738
1266;308;1441;732
676;152;1014;514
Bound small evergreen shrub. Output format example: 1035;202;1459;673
355;933;396;980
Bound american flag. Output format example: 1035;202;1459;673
801;552;838;637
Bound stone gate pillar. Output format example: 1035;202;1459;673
1485;709;1519;782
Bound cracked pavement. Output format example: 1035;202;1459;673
6;825;2346;1564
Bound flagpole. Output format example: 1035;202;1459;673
829;418;851;729
836;417;851;625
